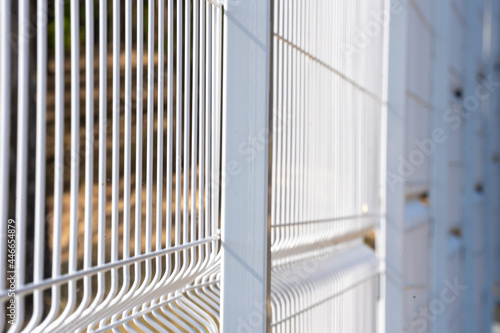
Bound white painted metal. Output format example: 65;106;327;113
271;242;379;332
0;0;11;330
385;0;410;330
483;0;500;329
220;0;272;330
485;0;497;328
384;0;495;332
487;0;500;309
28;0;48;330
385;0;470;332
0;0;499;332
0;1;225;332
12;0;30;331
463;0;487;332
378;1;391;331
269;0;386;331
429;0;454;332
270;0;385;256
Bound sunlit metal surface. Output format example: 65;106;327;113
0;0;223;331
269;0;386;331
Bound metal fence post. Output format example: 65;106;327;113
487;0;500;309
484;0;500;328
486;0;500;308
462;0;486;331
378;2;391;332
385;1;410;331
220;0;273;332
429;1;452;332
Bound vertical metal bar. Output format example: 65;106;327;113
0;0;10;323
211;1;220;261
117;0;132;304
107;0;121;311
282;0;290;249
51;0;64;308
51;0;90;324
290;0;298;243
124;0;143;306
384;1;410;332
484;0;500;328
275;0;284;252
124;0;132;262
183;0;191;277
14;0;29;329
198;0;207;267
214;0;222;248
205;2;212;263
82;0;95;309
63;0;80;320
492;0;500;301
134;0;144;293
155;0;164;284
191;0;200;272
463;0;485;331
175;0;184;275
29;2;64;324
220;0;273;331
378;1;391;332
26;0;48;329
430;0;453;332
96;0;107;309
210;3;216;256
270;0;279;254
481;1;491;330
165;0;174;273
144;0;155;290
111;0;121;274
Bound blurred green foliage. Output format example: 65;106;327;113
47;0;150;52
45;1;203;63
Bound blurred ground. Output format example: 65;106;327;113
495;304;500;333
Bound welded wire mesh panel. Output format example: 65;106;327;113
270;0;386;330
270;0;385;259
0;0;223;331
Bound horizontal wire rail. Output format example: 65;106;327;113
271;243;379;332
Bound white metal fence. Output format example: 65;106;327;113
269;0;385;331
1;0;500;332
386;0;500;332
1;0;224;331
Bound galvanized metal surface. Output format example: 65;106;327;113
1;1;223;331
0;0;499;332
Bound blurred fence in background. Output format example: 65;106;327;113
386;0;500;332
